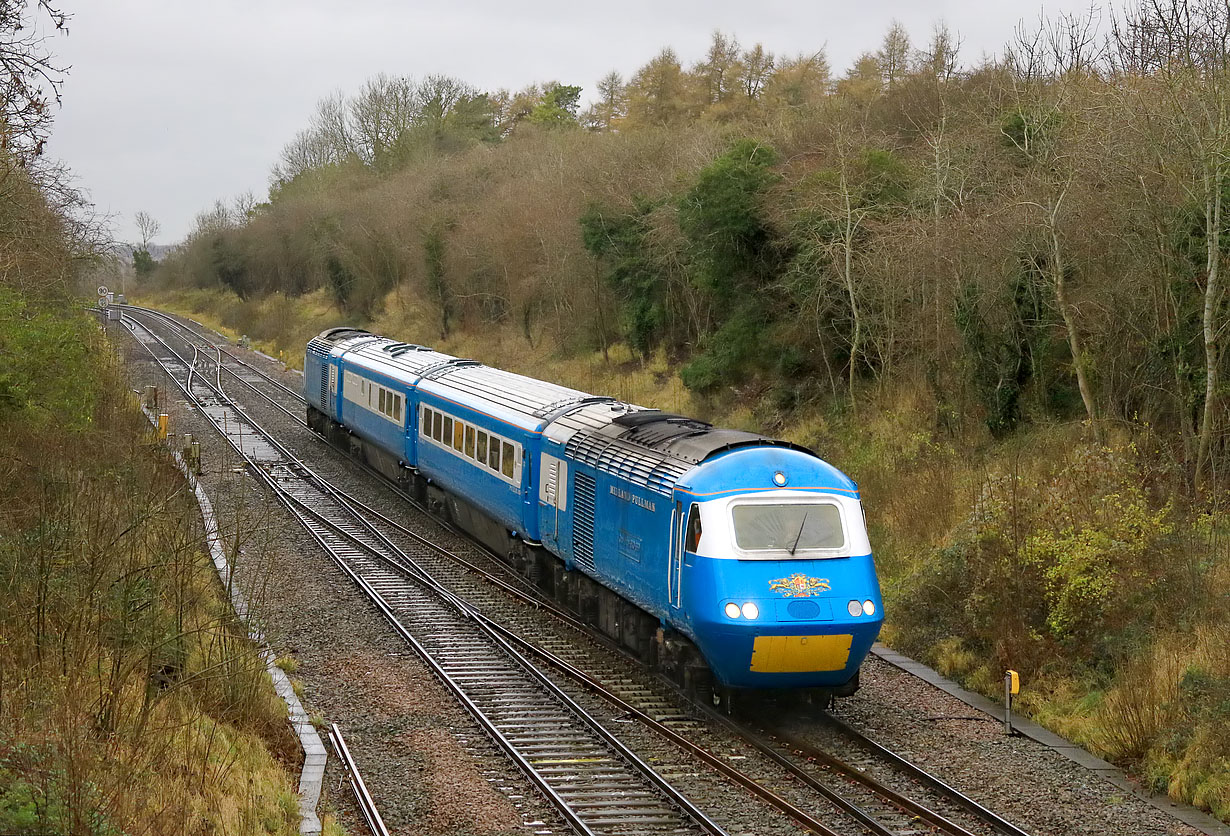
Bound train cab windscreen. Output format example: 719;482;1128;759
731;503;845;553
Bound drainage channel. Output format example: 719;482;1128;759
120;310;724;836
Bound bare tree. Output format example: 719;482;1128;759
582;70;626;130
232;191;256;220
349;73;417;168
742;43;775;100
1114;0;1230;482
694;30;742;106
1003;14;1107;440
918;22;962;80
877;20;912;88
763;51;831;110
0;0;69;168
134;211;160;251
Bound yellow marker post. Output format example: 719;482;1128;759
1004;669;1020;734
158;413;169;441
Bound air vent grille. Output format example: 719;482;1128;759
572;472;596;573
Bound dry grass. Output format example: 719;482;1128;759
0;309;301;835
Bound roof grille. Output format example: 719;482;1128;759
565;433;690;496
533;395;614;420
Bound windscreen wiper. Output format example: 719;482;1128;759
788;512;810;557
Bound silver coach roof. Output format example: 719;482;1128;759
311;328;809;495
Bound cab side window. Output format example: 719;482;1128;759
685;504;702;552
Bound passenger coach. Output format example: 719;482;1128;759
305;327;883;698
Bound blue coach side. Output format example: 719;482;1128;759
412;381;537;537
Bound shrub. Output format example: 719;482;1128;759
893;443;1185;675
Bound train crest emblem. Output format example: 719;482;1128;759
769;573;831;597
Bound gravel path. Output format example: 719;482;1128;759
107;312;1217;836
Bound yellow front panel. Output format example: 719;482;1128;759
749;634;853;673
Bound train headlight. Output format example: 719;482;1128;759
862;600;876;616
741;602;759;620
724;602;741;619
847;600;862;617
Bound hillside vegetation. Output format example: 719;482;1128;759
144;3;1229;820
1;3;311;833
0;287;304;835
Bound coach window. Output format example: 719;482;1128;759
476;431;488;463
393;393;402;421
464;425;475;457
432;410;443;441
379;389;386;414
422;406;432;435
488;441;500;472
453;421;465;452
501;442;515;478
443;416;453;446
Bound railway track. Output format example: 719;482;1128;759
119;308;724;836
115;305;1034;836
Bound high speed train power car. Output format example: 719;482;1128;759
305;327;883;697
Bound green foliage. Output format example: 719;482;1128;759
0;754;117;836
580;199;669;354
406;89;500;155
0;290;102;430
672;139;788;392
680;305;766;393
893;445;1186;675
132;248;156;277
1001;108;1061;161
955;279;1032;436
208;233;251;299
529;84;583;128
678;138;782;309
854;147;911;210
324;254;354;310
955;255;1082;436
1021;490;1172;649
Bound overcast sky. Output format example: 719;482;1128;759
44;0;1105;245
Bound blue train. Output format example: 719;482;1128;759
305;327;882;697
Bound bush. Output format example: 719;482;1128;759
893;443;1184;675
